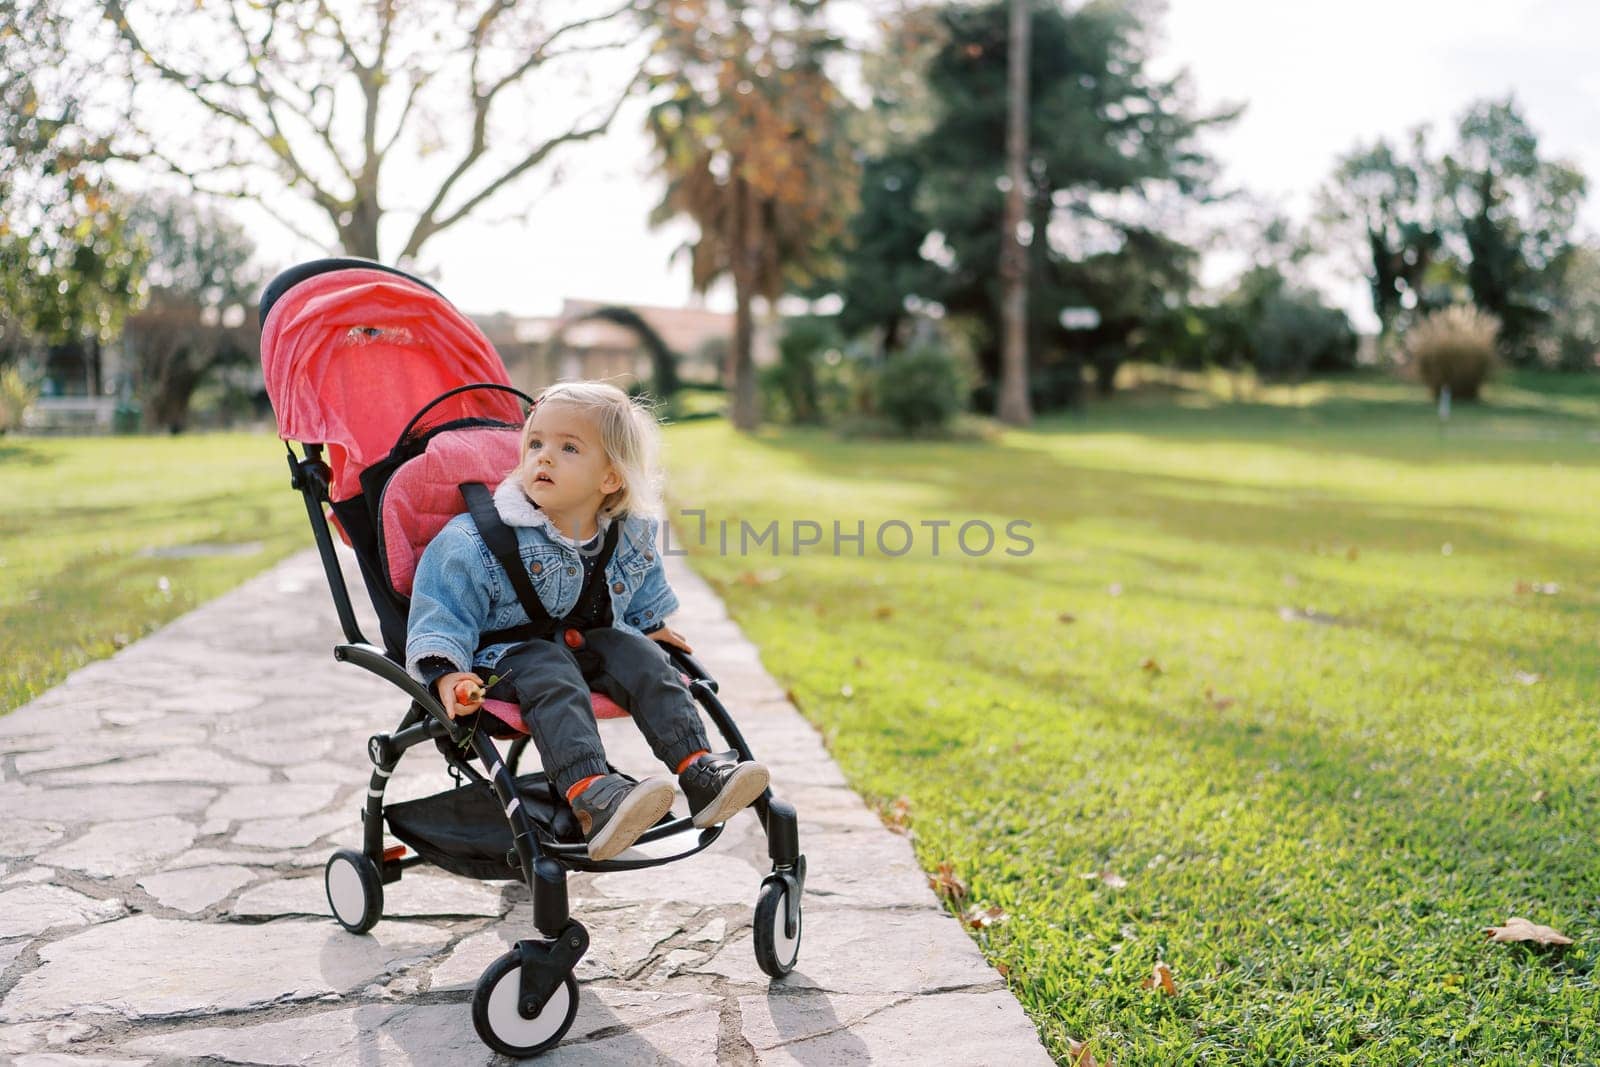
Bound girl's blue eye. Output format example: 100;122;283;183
564;443;578;453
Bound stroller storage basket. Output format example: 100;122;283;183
385;774;581;881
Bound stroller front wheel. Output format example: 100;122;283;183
324;849;383;934
472;949;579;1057
753;878;802;978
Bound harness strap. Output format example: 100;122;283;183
461;482;554;632
459;482;624;647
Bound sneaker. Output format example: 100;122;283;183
570;774;676;861
679;752;771;828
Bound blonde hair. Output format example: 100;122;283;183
518;380;663;518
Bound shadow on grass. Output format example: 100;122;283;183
750;431;1596;581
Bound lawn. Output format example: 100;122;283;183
0;432;307;713
662;373;1600;1065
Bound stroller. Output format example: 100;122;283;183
257;258;806;1056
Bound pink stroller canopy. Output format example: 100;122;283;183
260;267;522;501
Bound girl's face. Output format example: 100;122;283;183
519;402;622;517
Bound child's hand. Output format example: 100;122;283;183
436;672;486;719
646;625;693;654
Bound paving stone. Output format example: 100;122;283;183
14;745;151;776
752;989;1055;1066
283;759;359;783
694;907;1001;995
797;829;942;910
1;868;57;885
543;999;722;1065
161;847;321;871
136;866;256;914
0;785;216;824
121;1004;481;1065
589;847;765;906
207;730;336;767
35;748;273;786
686;917;726;943
36;817;198;879
649;947;711;979
206;782;342;821
0;915;453;1022
233;872;506;920
0;820;66;856
232;807;356;849
738;990;899;1050
12;1054;151;1066
431;899;701;987
0;886;125;939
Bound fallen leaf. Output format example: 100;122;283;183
1513;671;1542;687
962;904;1008;930
928;861;967;901
1484;917;1572;946
874;605;894;620
1140;657;1162;675
1057;612;1077;624
1515;580;1560;596
1203;686;1236;711
852;656;864;669
1080;870;1128;889
1140;960;1177;996
1346;546;1359;561
882;795;912;834
737;569;783;586
995;960;1010;979
1066;1039;1106;1067
1531;789;1549;805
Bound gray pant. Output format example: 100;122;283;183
484;628;711;796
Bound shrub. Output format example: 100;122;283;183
1405;305;1499;401
0;366;39;434
1251;290;1357;381
761;317;868;426
873;343;971;435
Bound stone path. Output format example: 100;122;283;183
0;546;1053;1065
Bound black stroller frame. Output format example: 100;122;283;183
263;259;805;1057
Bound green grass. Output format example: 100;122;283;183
0;433;307;713
663;373;1600;1065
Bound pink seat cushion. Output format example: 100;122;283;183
481;693;630;733
381;425;522;598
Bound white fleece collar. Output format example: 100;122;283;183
492;477;612;547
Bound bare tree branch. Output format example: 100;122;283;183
400;62;643;263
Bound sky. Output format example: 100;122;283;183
239;0;1600;331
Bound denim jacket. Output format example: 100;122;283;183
405;479;678;683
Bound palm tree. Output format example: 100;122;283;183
645;0;857;431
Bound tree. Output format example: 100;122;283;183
832;1;1230;409
1439;97;1586;363
122;193;261;431
100;0;649;263
996;0;1032;425
645;0;860;431
1;0;145;374
1318;130;1443;341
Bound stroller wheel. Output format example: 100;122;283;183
324;849;383;934
753;878;802;978
472;949;579;1057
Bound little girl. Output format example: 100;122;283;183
406;381;769;861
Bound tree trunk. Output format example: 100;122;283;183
337;195;382;261
729;176;760;432
997;0;1033;426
